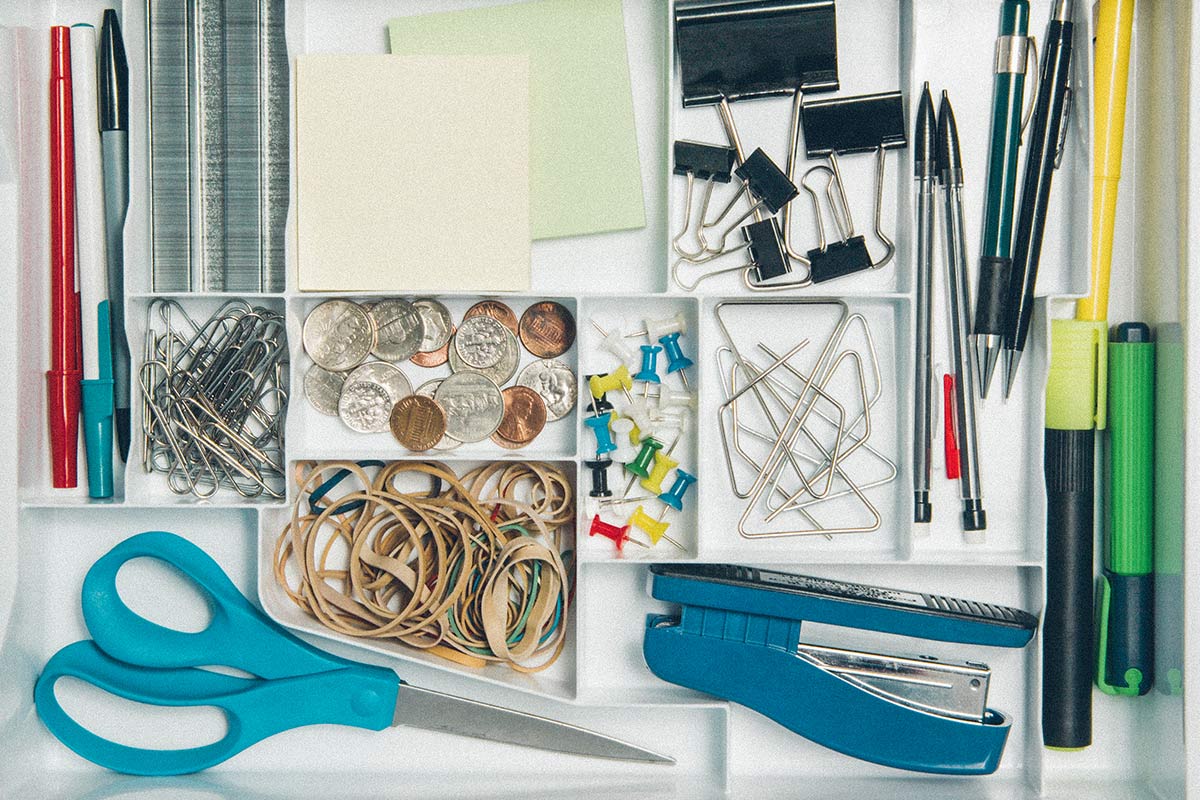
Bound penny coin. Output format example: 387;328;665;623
518;301;576;358
369;298;424;361
412;325;455;368
464;300;519;336
389;394;448;452
303;300;375;372
454;315;508;369
448;325;520;385
415;380;461;450
338;380;393;433
516;359;577;421
412;299;453;352
304;365;345;416
493;386;547;448
345;361;411;404
434;372;504;443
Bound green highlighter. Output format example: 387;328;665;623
1096;322;1154;695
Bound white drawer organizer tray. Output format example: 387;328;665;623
1;1;1195;798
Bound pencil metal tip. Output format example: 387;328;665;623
975;336;1001;399
1002;349;1022;400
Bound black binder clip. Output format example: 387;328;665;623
790;91;908;284
672;140;739;261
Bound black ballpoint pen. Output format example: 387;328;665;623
1002;0;1075;398
99;9;131;461
912;83;936;524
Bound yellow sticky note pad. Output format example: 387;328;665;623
295;54;531;293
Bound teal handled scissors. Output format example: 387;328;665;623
34;532;671;775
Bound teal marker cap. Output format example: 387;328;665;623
81;301;116;499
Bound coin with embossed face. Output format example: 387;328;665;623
344;361;411;405
434;372;504;443
412;299;453;352
303;300;375;372
454;315;508;369
516;359;576;421
415;380;460;450
448;325;519;386
389;394;447;452
518;301;575;358
369;299;424;362
338;380;393;433
304;365;345;416
464;300;519;336
491;386;547;448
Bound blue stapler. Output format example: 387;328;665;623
642;564;1038;775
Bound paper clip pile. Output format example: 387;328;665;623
140;299;288;499
714;301;896;538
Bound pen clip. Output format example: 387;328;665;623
1053;86;1072;169
1019;37;1039;141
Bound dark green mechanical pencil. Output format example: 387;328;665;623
972;0;1031;397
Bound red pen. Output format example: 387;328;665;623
49;26;81;488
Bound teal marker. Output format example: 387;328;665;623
972;0;1031;397
1096;322;1154;695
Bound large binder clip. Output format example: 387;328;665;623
643;564;1038;775
788;91;908;283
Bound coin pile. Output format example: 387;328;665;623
302;298;578;451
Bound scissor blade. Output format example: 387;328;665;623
391;684;673;764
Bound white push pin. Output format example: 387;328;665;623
610;417;639;463
591;319;639;367
627;312;687;342
653;385;697;412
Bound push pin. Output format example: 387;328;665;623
640;450;680;497
635;345;662;397
627;505;683;550
658;332;694;389
585;412;617;457
589;367;634;404
590;320;639;367
627;312;687;341
584;374;615;416
658;469;697;514
672;141;738;259
652;385;697;412
609;418;639;463
622;436;664;495
584;458;613;498
624;396;657;439
588;514;644;551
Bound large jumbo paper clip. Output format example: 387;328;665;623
643;564;1038;775
789;91;908;283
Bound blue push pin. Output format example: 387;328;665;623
658;468;696;513
634;345;662;397
585;412;617;456
658;332;694;389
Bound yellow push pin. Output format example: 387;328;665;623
627;504;684;550
589;366;634;403
640;450;680;496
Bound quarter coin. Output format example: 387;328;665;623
454;315;508;369
338;380;394;433
516;359;577;421
415;380;460;450
464;300;519;335
345;361;411;404
434;372;504;443
389;395;448;452
369;298;425;361
412;299;453;351
518;301;576;358
493;386;547;448
304;364;345;416
303;299;375;372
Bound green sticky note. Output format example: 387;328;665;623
389;0;645;240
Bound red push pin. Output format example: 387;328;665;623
588;514;645;551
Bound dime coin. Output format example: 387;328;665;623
518;301;576;358
389;394;448;452
493;386;547;448
516;359;577;421
411;324;455;368
338;380;394;433
345;361;411;404
464;300;519;335
304;364;346;416
454;315;508;369
434;372;504;443
415;380;460;450
448;325;520;385
303;299;375;372
412;299;453;351
369;298;424;361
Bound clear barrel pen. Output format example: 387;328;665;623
913;83;937;525
937;91;987;537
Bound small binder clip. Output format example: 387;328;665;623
672;141;738;260
790;91;908;284
643;564;1038;775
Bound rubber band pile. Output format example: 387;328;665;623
274;460;574;673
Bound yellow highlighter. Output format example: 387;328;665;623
1041;0;1135;750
